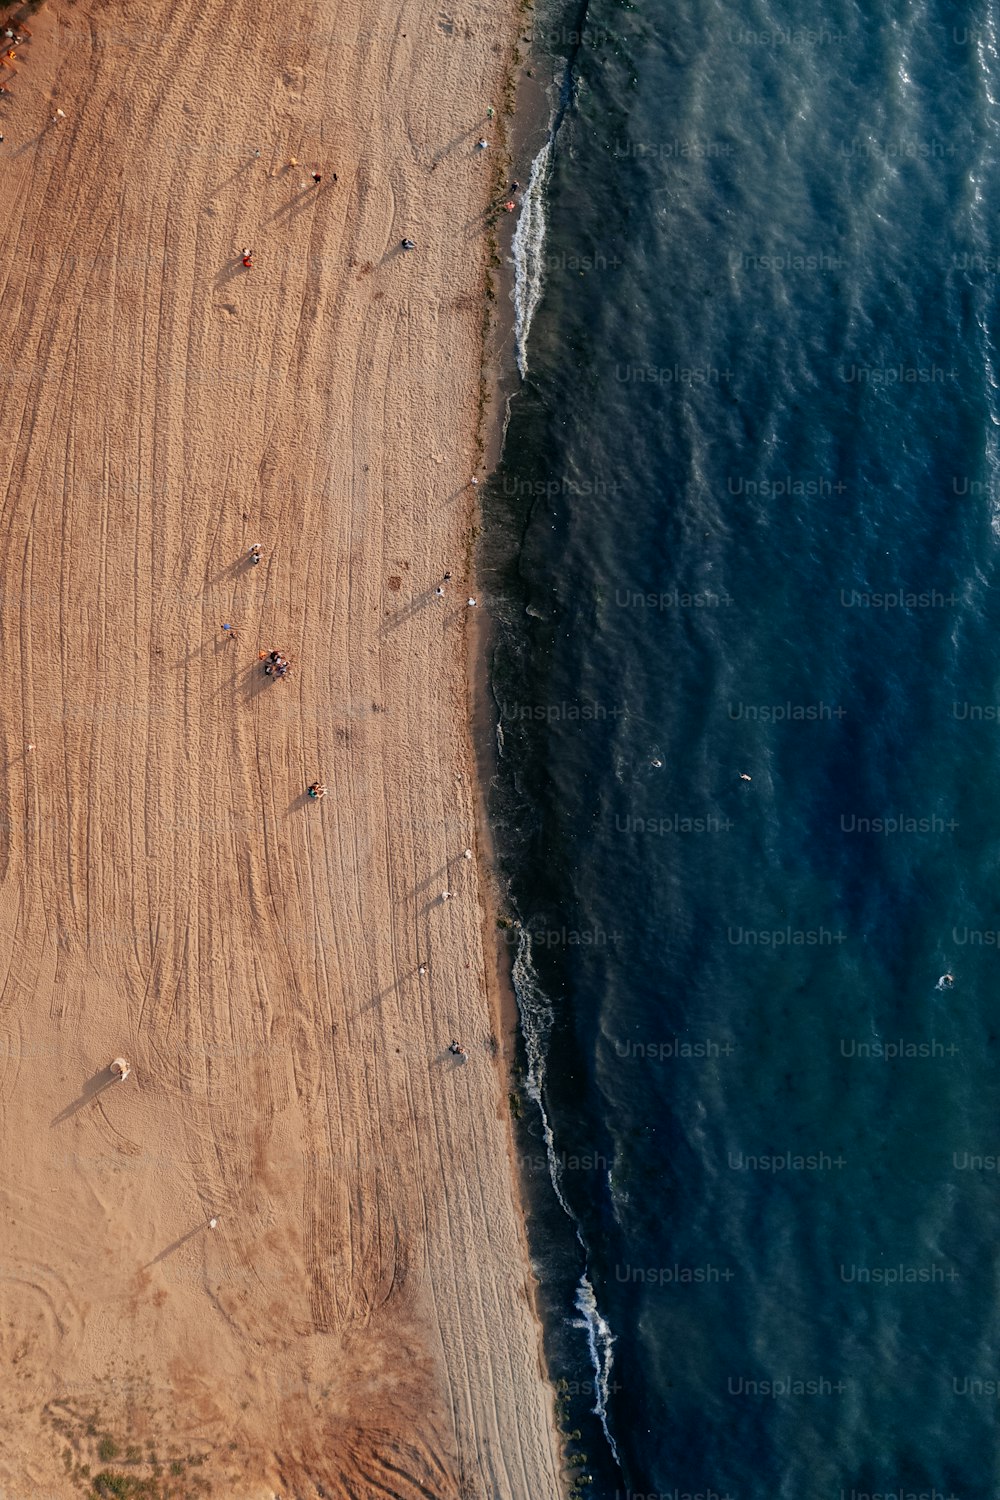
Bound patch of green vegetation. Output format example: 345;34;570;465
97;1437;120;1462
89;1472;158;1499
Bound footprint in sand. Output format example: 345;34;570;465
281;64;305;98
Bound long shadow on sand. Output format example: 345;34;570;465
214;256;252;290
51;1067;121;1126
378;587;442;637
266;183;321;227
142;1223;207;1269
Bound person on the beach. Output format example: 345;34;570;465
311;169;322;185
222;622;237;640
443;571;452;581
435;586;444;597
511;181;521;192
401;238;415;251
307;782;326;800
241;247;254;269
249;543;261;565
476;138;488;150
449;1040;467;1059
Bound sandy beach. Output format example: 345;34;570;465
0;0;562;1494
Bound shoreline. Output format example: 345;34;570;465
0;0;567;1494
464;5;580;1480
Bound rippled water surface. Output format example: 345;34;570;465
488;0;1000;1495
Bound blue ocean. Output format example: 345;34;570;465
485;0;1000;1495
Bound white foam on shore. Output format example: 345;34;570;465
572;1272;622;1463
512;928;571;1215
511;927;623;1469
512;138;554;377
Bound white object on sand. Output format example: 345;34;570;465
110;1057;131;1082
463;849;472;859
208;1218;218;1229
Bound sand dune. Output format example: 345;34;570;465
0;0;561;1493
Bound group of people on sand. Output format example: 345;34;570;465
260;648;290;679
227;548;327;797
0;22;31;136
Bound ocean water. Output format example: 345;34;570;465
485;0;1000;1496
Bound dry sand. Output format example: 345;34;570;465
0;0;563;1494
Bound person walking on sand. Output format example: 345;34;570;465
449;1040;467;1059
311;168;322;185
249;543;261;565
307;782;326;800
241;247;254;269
221;622;237;640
